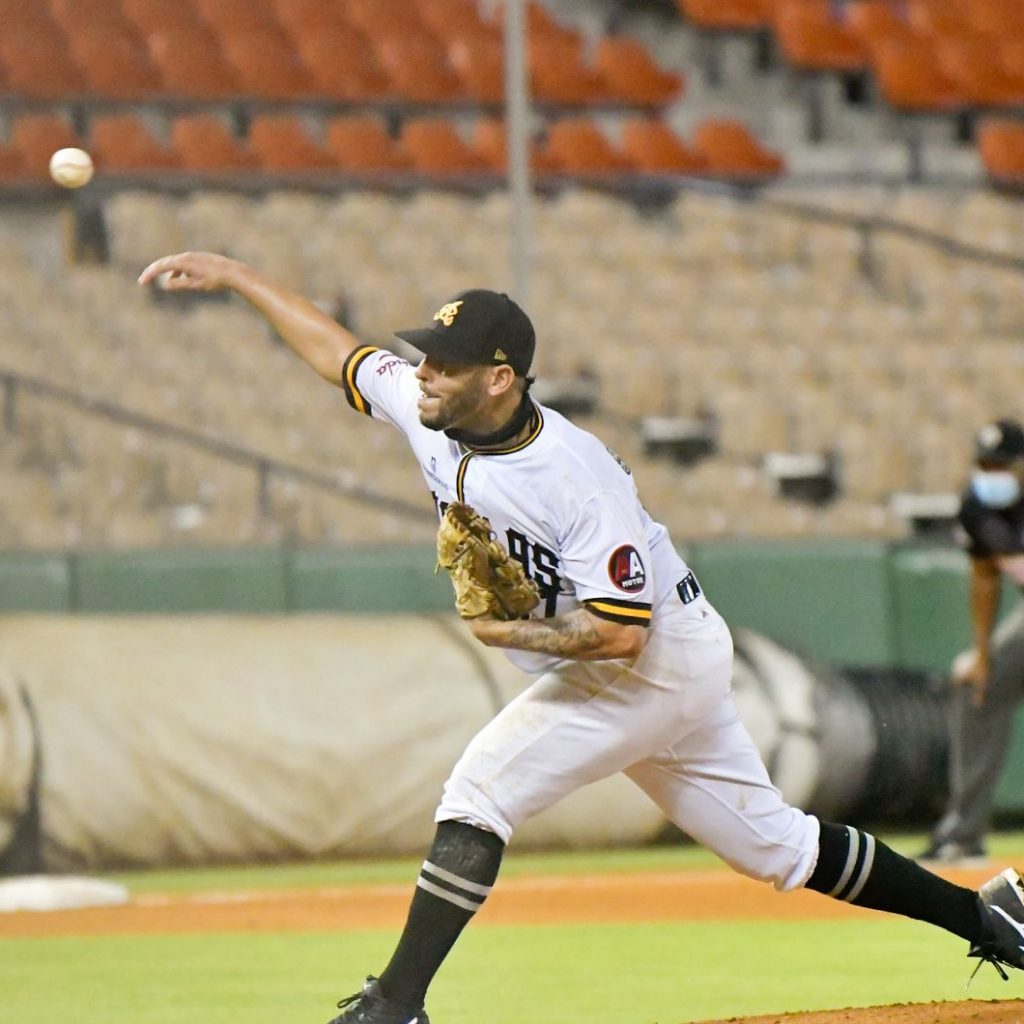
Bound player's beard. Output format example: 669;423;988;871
419;372;489;432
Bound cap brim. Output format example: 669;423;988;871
393;328;478;364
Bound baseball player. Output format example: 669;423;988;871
920;419;1024;866
139;252;1024;1024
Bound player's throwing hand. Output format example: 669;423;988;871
138;251;243;293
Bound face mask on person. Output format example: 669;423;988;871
971;469;1022;509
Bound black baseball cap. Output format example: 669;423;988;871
395;289;535;377
975;418;1024;465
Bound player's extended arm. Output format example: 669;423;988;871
137;252;358;387
467;608;648;661
956;556;1003;704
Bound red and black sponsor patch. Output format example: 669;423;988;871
608;544;647;592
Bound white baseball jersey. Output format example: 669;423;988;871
342;345;706;675
341;343;820;890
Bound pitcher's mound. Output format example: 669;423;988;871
698;1000;1024;1023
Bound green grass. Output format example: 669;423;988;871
1;918;1014;1024
5;832;1024;1024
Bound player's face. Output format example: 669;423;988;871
415;356;494;432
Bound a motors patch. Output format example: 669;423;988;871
608;545;646;592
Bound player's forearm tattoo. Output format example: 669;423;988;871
501;610;604;657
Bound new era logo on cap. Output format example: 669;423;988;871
395;289;535;376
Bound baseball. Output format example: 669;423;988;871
49;147;94;189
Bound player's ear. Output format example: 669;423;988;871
487;363;517;396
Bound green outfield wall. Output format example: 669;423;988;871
2;539;1022;815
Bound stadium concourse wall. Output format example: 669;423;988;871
2;537;1024;835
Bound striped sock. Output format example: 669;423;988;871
378;821;504;1007
807;821;983;942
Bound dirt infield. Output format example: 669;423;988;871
2;865;1020;1024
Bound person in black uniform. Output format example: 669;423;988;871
920;419;1024;865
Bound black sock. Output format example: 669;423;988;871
377;820;504;1007
805;821;984;943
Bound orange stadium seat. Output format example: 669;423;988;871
692;119;785;179
219;29;315;100
69;34;162;101
373;36;465;104
121;0;206;35
870;37;963;112
324;116;412;174
0;0;63;34
144;28;240;100
934;36;1024;108
9;113;82;180
0;26;86;101
905;0;972;37
977;118;1024;185
190;0;282;34
170;115;259;172
0;145;25;183
247;115;337;171
488;2;582;45
620;119;707;174
89;114;180;172
677;0;774;31
540;118;632;175
47;0;138;36
414;0;500;43
446;35;506;104
345;0;429;42
843;1;914;52
967;0;1024;36
471;117;561;174
774;1;867;72
400;119;490;175
530;35;606;106
271;0;352;39
292;33;393;102
593;37;684;107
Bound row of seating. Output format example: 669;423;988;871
0;111;785;182
0;0;682;108
680;0;1024;114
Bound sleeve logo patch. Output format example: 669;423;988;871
608;545;647;592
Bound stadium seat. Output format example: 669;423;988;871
121;0;206;35
967;0;1024;36
144;27;240;99
677;0;774;31
0;0;63;34
218;28;315;100
47;0;138;36
170;115;259;172
414;0;500;43
530;35;606;106
540;119;632;175
291;33;393;102
69;34;161;101
691;119;785;179
471;118;560;174
345;0;430;41
9;113;82;180
0;145;26;183
271;0;352;37
190;0;282;34
323;116;412;174
870;37;963;113
247;115;336;171
843;1;915;51
977;119;1024;186
88;114;180;172
934;37;1024;107
593;37;685;107
905;0;972;36
620;119;707;174
774;1;867;72
373;36;465;104
400;119;490;175
446;35;506;104
0;25;85;100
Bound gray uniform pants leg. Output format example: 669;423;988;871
933;604;1024;848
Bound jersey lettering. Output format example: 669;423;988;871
507;527;562;617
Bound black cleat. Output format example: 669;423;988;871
916;840;988;868
970;868;1024;980
328;977;430;1024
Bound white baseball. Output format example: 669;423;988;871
49;147;94;189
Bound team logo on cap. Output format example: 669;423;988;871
494;348;507;361
433;301;464;327
608;545;646;592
